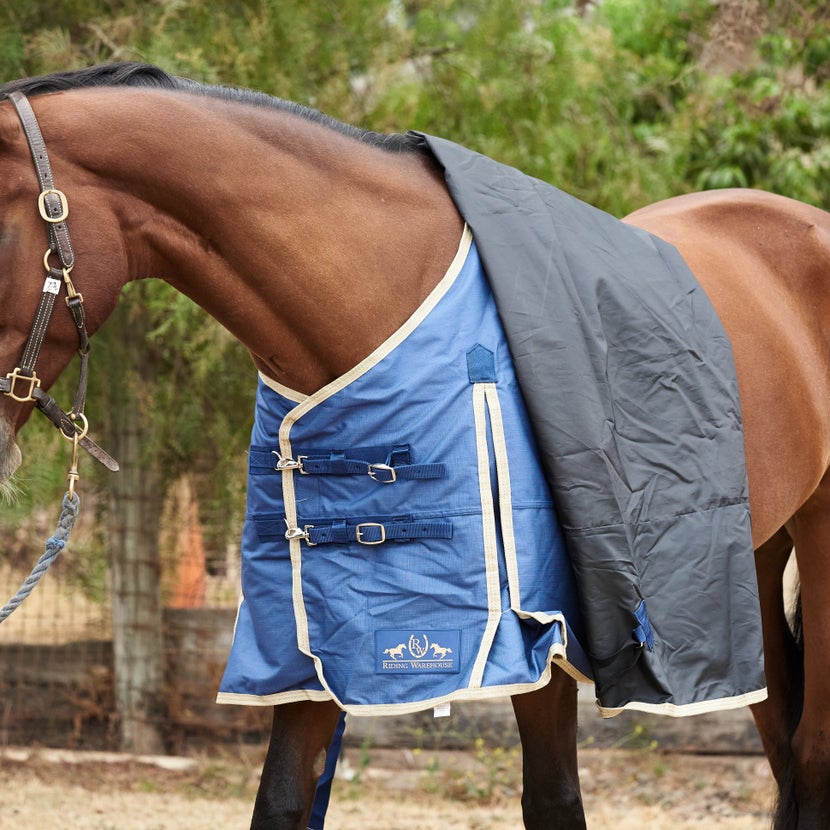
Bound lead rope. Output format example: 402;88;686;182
0;491;80;623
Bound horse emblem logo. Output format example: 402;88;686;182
382;643;407;660
376;630;460;674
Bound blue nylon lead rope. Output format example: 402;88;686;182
0;491;80;623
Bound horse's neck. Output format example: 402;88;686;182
63;90;464;394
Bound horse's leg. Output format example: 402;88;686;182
784;477;830;830
511;668;586;830
750;529;798;782
251;700;343;830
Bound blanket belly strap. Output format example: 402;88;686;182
290;518;454;546
298;458;446;482
249;443;446;482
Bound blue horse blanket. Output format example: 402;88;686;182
217;230;591;713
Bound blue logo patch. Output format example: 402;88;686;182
376;630;461;674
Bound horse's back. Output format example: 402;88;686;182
626;189;830;329
625;189;830;544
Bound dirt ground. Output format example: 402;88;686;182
0;744;775;829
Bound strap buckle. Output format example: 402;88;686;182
367;463;397;484
37;188;69;223
355;522;386;545
4;368;41;403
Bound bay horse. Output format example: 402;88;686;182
0;63;827;830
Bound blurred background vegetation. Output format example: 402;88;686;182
0;0;828;593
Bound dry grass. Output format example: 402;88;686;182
0;744;775;829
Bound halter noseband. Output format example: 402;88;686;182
0;91;118;487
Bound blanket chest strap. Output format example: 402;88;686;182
285;519;453;546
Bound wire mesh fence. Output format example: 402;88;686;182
0;476;271;754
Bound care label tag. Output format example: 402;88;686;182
433;703;451;718
43;276;61;295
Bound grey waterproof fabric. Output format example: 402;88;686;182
417;133;766;714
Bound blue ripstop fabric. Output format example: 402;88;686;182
218;238;591;710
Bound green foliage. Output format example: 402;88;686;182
592;0;830;209
686;74;830;201
598;0;714;63
0;20;25;81
414;735;522;803
138;282;254;479
83;282;254;561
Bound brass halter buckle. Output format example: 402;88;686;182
4;367;41;403
37;188;70;223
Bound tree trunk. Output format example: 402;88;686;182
104;293;165;754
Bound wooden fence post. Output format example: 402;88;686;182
103;295;165;754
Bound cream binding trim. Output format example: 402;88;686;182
484;384;521;607
468;378;591;691
597;686;768;719
217;651;577;713
467;382;502;689
278;227;475;706
258;375;307;403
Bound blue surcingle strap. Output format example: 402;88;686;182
248;443;445;483
297;457;445;482
284;518;453;546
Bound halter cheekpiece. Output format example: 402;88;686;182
0;91;118;490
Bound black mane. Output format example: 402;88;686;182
0;62;425;154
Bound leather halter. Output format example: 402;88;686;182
0;91;117;473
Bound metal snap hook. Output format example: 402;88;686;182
67;432;80;500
